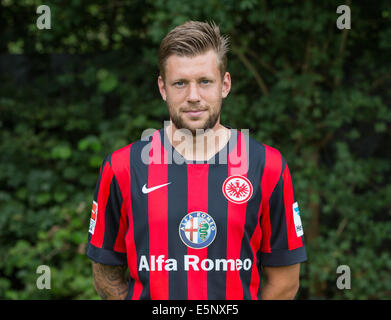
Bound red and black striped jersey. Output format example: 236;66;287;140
87;127;307;300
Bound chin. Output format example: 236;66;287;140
170;112;220;135
183;126;206;136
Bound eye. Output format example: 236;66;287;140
174;81;185;87
201;79;210;84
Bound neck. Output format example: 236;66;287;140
166;122;231;161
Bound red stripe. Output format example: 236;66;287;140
111;145;132;253
91;162;113;248
249;223;261;299
259;145;282;253
249;144;282;299
148;131;169;299
126;204;143;300
187;164;209;300
282;165;303;250
111;144;143;300
226;131;248;300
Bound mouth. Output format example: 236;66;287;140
183;108;208;118
185;110;205;117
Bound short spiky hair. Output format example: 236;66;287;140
158;20;230;80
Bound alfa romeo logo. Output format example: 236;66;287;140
222;175;253;204
179;211;217;249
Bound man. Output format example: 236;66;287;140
86;21;307;300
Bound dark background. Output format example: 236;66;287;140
0;0;390;299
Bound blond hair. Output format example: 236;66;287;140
158;20;230;80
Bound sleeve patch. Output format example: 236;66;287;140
293;202;303;237
89;200;98;234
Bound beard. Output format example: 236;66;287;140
166;101;222;136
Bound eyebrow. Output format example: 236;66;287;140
171;76;214;83
171;78;188;84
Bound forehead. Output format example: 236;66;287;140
164;49;219;80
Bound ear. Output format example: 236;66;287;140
221;72;231;99
158;75;167;101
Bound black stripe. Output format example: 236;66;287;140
125;277;135;300
130;139;151;300
102;173;123;250
240;137;265;300
256;250;262;299
269;160;289;251
206;156;229;299
167;160;189;300
161;127;190;299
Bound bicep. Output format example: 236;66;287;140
262;263;301;286
92;262;128;299
92;261;126;281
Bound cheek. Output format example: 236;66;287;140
203;84;223;99
166;94;183;115
202;89;222;105
167;89;187;105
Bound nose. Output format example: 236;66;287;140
187;82;201;103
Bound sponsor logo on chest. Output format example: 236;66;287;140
179;211;217;249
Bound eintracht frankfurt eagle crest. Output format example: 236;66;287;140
222;175;253;204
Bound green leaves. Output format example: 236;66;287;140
97;69;118;93
78;135;102;152
1;0;390;300
51;144;72;160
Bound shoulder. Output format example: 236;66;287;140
247;135;287;176
247;135;282;161
106;130;160;173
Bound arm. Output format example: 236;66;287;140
92;262;129;300
261;263;301;300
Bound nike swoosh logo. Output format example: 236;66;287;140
142;182;171;194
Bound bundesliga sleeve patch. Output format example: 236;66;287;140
89;201;98;234
292;202;304;237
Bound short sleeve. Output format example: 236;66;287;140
86;155;127;266
260;159;307;267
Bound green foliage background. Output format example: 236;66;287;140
1;0;390;299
